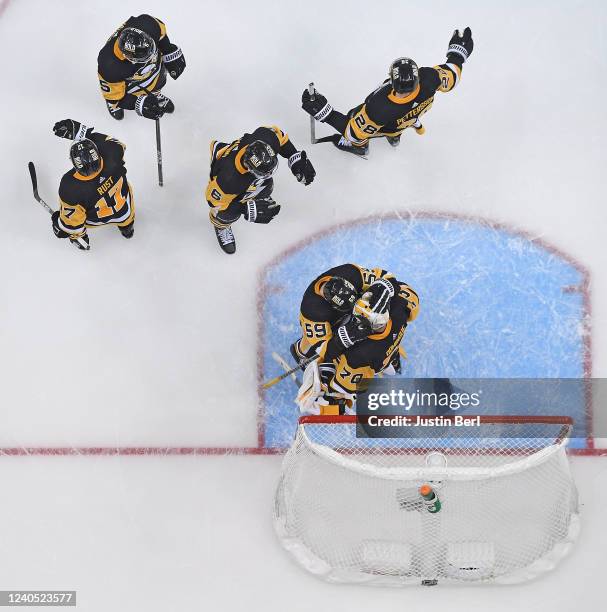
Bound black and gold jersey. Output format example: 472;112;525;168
299;263;397;356
329;282;420;395
205;126;298;210
330;62;462;145
57;133;132;238
97;14;171;109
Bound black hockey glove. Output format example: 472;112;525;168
301;88;333;122
156;93;175;114
447;27;473;63
163;44;186;79
335;315;372;351
288;151;316;185
51;211;69;238
53;119;90;140
243;198;281;224
135;94;165;120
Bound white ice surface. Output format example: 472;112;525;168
1;0;606;609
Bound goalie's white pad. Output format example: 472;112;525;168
296;361;328;415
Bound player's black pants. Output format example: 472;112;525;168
212;178;274;225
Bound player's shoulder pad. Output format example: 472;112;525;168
97;40;132;82
247;126;284;151
59;170;86;203
419;66;442;92
396;282;420;322
326;263;366;290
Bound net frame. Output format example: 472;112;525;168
275;414;579;586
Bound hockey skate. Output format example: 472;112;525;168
332;135;368;158
118;221;134;239
106;101;124;121
386;135;401;147
214;225;236;254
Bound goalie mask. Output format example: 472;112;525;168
354;278;395;331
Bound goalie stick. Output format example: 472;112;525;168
262;353;317;390
271;352;302;388
27;162;90;251
262;344;408;390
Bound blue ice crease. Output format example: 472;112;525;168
259;217;587;448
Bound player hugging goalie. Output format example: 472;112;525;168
291;264;419;415
301;28;473;157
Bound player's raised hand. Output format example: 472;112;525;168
301;88;333;122
53;119;88;140
448;27;473;62
289;151;316;185
163;44;186;79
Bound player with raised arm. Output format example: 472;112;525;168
295;270;419;415
301;28;473;157
205;126;316;254
97;14;186;121
51;119;134;250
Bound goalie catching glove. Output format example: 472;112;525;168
243;197;281;224
296;361;353;416
301;88;333;122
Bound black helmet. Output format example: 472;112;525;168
242;141;278;179
70;139;101;176
322;277;358;312
389;57;419;95
118;27;156;64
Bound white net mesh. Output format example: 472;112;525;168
274;416;579;585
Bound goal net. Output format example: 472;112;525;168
274;415;579;585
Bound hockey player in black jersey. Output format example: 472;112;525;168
205;126;316;254
301;28;473;156
294;265;419;415
51;119;134;250
97;15;186;120
291;264;397;365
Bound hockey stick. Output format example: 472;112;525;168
137;82;164;187
271;352;302;388
28;162;90;251
262;353;317;390
155;118;163;187
308;82;317;144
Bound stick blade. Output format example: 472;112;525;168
28;161;38;190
